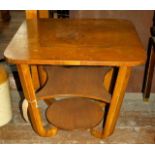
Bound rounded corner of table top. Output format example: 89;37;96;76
3;18;147;66
4;51;19;64
4;51;11;61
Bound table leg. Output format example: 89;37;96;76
17;64;58;137
30;65;40;91
91;66;131;138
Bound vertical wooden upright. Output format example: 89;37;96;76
142;37;155;100
91;66;131;138
142;11;155;100
26;10;38;19
26;10;49;19
17;64;57;137
25;10;49;90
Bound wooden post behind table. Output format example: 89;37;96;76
25;10;49;91
142;11;155;100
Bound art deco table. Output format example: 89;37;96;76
4;19;146;138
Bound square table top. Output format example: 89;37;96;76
4;19;146;66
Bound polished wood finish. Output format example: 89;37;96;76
25;10;49;94
17;64;57;137
26;10;49;19
26;10;37;19
38;66;47;86
36;66;111;103
4;19;145;66
103;68;114;93
30;65;40;90
46;98;104;130
91;66;131;138
0;11;151;91
4;18;146;138
0;65;8;84
70;10;154;50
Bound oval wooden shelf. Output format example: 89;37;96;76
46;97;104;130
36;66;111;103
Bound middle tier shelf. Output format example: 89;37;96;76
36;65;111;103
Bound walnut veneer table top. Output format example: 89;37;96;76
4;19;146;66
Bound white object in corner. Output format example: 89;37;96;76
0;80;12;126
22;99;30;123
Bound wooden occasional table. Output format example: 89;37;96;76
4;19;146;138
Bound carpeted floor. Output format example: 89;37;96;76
0;90;155;144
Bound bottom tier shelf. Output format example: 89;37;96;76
46;97;104;130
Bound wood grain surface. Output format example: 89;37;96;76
46;97;104;130
4;19;146;66
36;66;111;103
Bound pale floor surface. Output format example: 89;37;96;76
0;91;155;144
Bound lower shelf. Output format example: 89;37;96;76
46;97;104;130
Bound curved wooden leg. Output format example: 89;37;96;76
17;64;58;137
30;65;40;91
91;66;131;138
103;68;114;92
38;65;47;87
103;67;118;94
142;37;155;100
